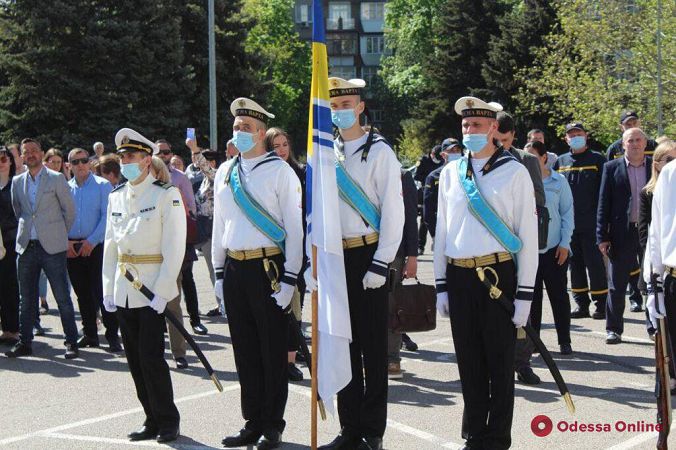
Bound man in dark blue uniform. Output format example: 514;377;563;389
554;123;608;320
422;139;463;238
414;145;444;254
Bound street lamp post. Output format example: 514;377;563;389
208;0;218;150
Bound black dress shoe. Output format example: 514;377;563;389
108;338;123;353
295;350;306;363
128;425;158;441
516;367;541;385
570;307;590;319
157;427;179;443
191;322;208;335
5;341;32;358
288;363;304;382
205;307;223;317
256;430;282;450
65;343;79;359
560;343;573;355
592;309;606;320
318;432;360;450
402;333;418;351
175;357;188;369
630;301;643;312
357;437;383;450
77;335;100;348
222;428;262;447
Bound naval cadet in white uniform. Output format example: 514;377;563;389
312;78;405;450
102;128;186;444
434;97;538;450
213;98;303;450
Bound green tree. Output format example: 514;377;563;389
515;0;675;144
483;0;556;132
179;0;260;153
243;0;311;154
0;0;192;149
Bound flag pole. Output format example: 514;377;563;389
311;244;319;450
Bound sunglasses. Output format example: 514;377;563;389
0;155;9;163
69;157;89;166
158;149;172;155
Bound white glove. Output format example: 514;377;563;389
647;292;666;329
436;292;449;318
214;279;224;302
304;266;317;292
149;295;168;314
103;295;117;313
512;299;531;328
362;270;387;290
272;283;295;310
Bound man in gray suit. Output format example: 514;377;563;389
5;138;79;359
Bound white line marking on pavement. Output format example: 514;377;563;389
0;384;239;447
605;421;676;450
287;383;464;449
43;432;216;449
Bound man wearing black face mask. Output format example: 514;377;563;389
414;145;444;254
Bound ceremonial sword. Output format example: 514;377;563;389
119;263;224;392
476;266;575;415
263;258;327;419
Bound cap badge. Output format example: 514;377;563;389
466;99;475;108
331;79;339;87
122;136;130;144
238;99;246;108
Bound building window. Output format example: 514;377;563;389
370;109;384;123
361;2;385;21
328;2;354;30
365;36;385;55
361;66;379;86
328;34;357;55
295;1;313;24
329;65;357;80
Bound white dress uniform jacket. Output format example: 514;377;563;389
336;134;405;264
211;152;303;278
433;153;539;300
102;174;187;308
649;160;676;275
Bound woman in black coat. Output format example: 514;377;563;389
0;146;20;344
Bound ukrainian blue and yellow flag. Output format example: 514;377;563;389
305;0;351;416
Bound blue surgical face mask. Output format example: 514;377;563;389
232;131;256;153
462;134;489;153
331;109;357;130
569;135;586;150
120;162;143;182
445;153;462;163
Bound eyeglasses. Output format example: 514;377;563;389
158;150;172;156
69;157;89;166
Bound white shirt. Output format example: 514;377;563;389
102;174;187;308
335;133;405;264
211;152;303;280
649;160;676;275
433;152;539;300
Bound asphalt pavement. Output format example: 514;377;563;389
0;238;670;449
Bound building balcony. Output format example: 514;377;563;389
327;17;355;31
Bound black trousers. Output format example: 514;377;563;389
223;254;288;433
0;243;19;333
531;248;571;345
338;243;388;438
606;228;642;335
180;259;200;324
117;306;179;431
447;260;517;450
663;275;676;376
418;220;427;250
287;256;308;353
569;230;608;310
67;244;118;342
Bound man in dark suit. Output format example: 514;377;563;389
597;128;652;344
6;138;79;359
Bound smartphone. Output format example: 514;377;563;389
186;128;195;140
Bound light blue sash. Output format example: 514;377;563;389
335;160;381;232
229;162;286;253
457;158;522;254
